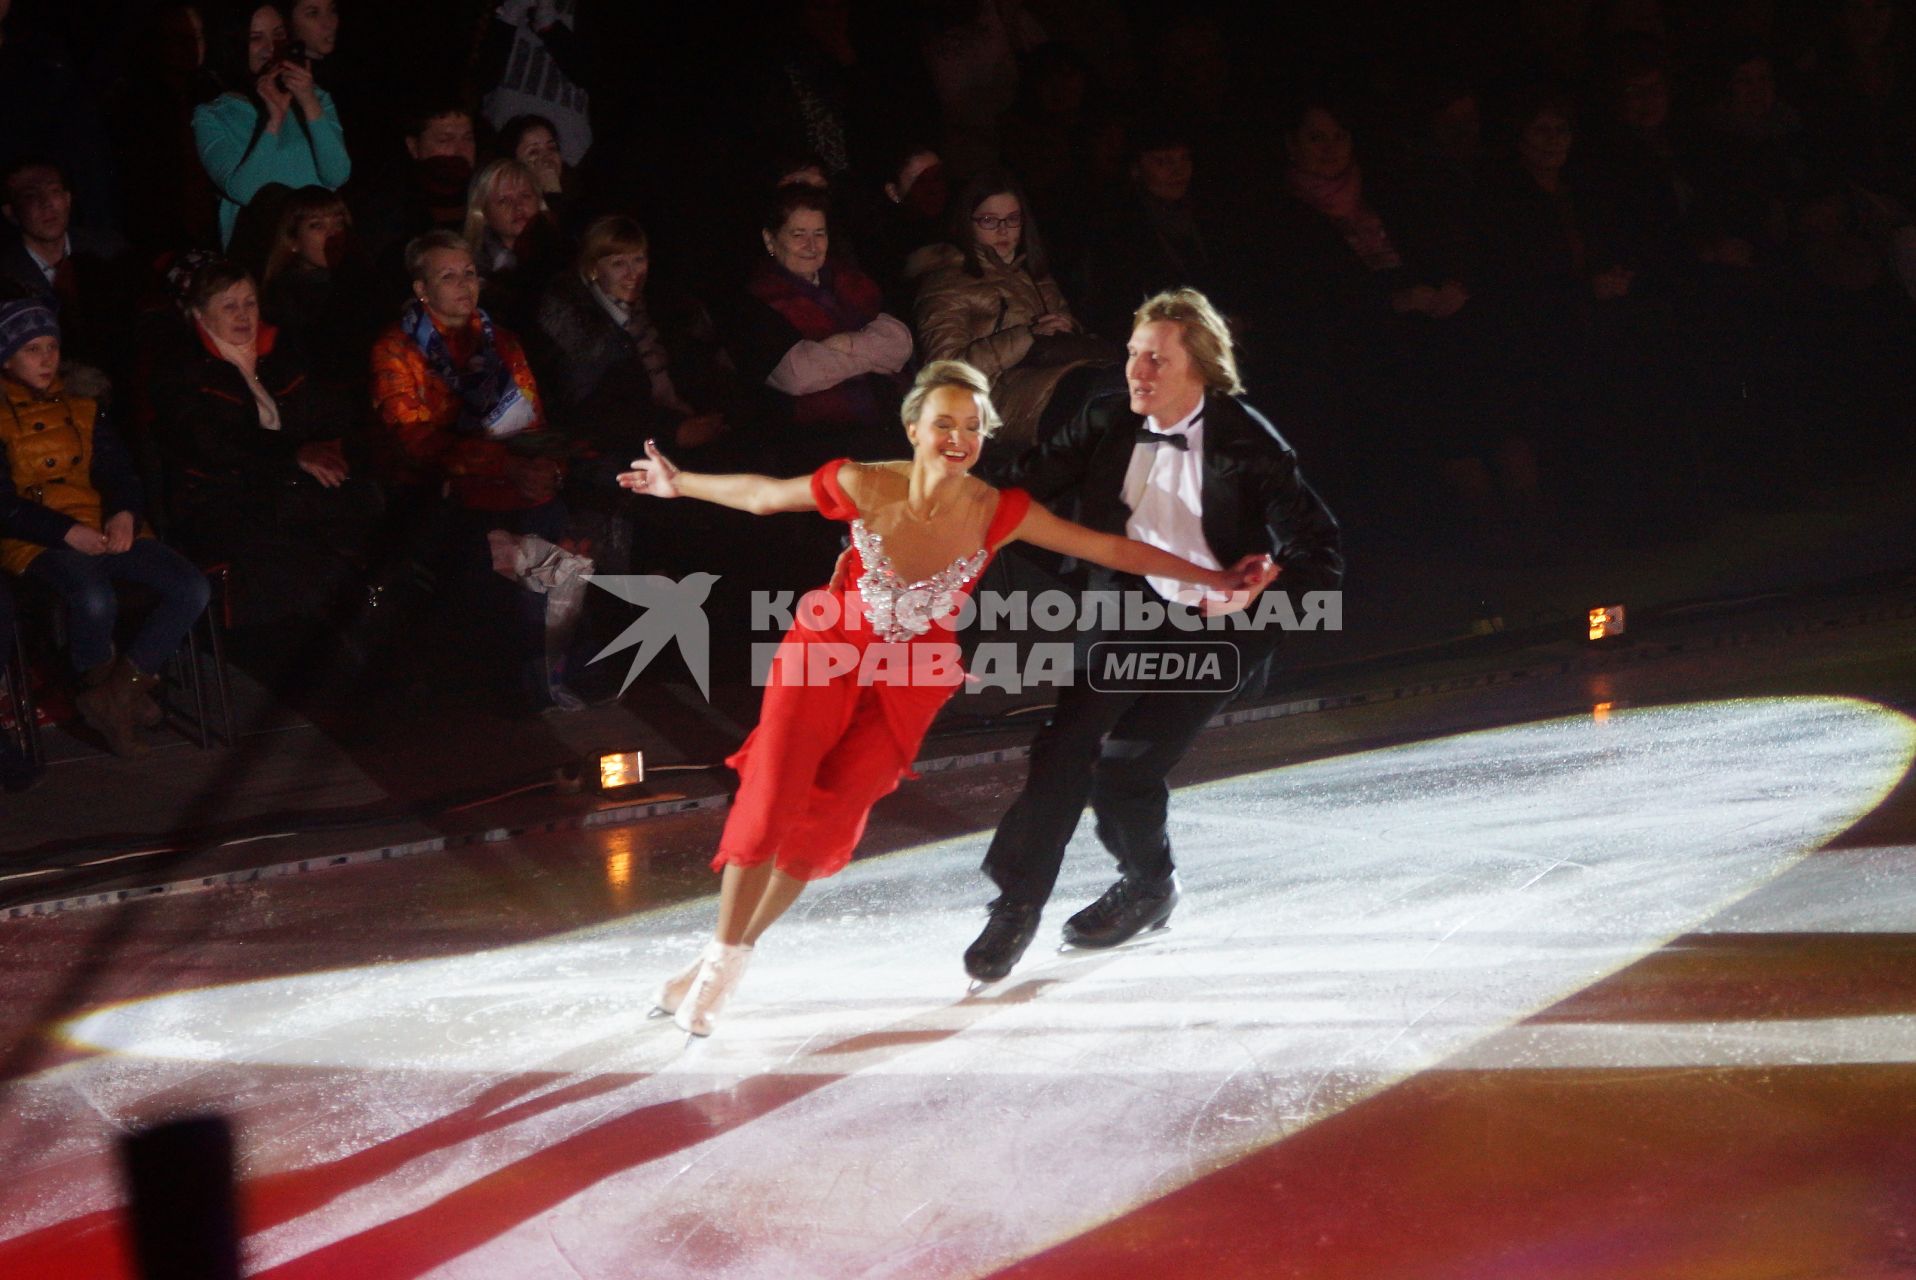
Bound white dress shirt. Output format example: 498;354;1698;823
1120;399;1223;606
26;235;72;288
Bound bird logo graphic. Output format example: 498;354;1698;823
587;573;719;699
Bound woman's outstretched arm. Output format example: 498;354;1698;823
616;439;820;515
1007;500;1278;601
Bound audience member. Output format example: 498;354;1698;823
499;114;578;231
528;214;748;573
260;185;382;398
463;158;568;333
1;160;138;401
0;298;210;757
1795;0;1916;201
481;0;594;167
1077;121;1237;339
1470;86;1624;538
913;169;1112;447
355;100;476;273
0;0;121;231
1262;95;1481;506
193;2;351;248
530;214;739;460
285;0;338;66
918;0;1045;178
864;142;951;303
1689;44;1808;265
999;41;1119;275
728;183;912;471
370;230;573;709
149;260;381;638
106;2;222;256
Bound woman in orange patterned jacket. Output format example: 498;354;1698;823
371;229;558;513
370;229;577;709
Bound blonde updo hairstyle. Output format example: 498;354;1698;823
900;359;1003;437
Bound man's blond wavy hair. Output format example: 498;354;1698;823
1132;288;1242;395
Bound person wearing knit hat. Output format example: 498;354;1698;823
1;298;210;757
0;297;59;367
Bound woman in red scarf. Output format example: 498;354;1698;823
729;183;914;473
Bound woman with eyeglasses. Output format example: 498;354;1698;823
913;169;1113;448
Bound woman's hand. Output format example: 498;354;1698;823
617;439;683;498
1199;554;1280;617
63;523;110;556
821;331;857;355
256;71;293;133
296;440;350;488
278;61;323;122
104;512;137;555
1030;312;1074;337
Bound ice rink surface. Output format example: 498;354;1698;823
3;694;1911;1278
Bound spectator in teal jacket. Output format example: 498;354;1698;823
192;4;350;247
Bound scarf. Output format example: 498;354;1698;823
201;322;281;432
1287;164;1402;272
400;301;533;439
589;278;690;415
748;259;895;429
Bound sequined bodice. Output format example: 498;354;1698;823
849;519;989;643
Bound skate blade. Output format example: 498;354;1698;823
1059;923;1171;953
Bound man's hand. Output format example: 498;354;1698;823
505;454;562;502
1200;554;1280;617
104;512;137;554
821;332;857;355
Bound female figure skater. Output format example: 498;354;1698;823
617;360;1272;1035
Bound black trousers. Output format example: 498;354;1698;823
982;620;1273;910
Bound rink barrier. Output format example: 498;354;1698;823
7;596;1914;922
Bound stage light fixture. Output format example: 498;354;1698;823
597;750;645;792
1588;605;1626;640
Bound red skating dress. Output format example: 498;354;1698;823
715;459;1032;881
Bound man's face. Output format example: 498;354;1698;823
1126;319;1205;421
1135;145;1193;201
3;167;72;244
407;113;477;165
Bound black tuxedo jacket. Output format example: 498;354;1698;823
993;387;1344;600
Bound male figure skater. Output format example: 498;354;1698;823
966;287;1344;981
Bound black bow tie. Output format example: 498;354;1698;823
1135;425;1191;450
